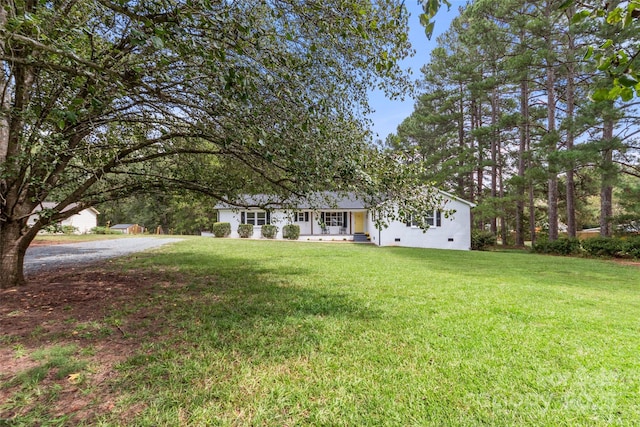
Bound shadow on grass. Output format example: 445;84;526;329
122;251;383;363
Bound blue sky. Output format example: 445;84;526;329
367;1;463;141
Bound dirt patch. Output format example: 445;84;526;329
613;259;640;268
28;239;77;247
0;264;179;425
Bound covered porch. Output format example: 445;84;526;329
293;209;369;237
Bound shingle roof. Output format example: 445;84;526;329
110;224;137;229
214;190;476;210
32;202;100;215
214;192;367;210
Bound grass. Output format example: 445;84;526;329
2;345;89;424
93;239;640;426
4;238;639;425
32;233;128;244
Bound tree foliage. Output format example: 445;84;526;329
420;0;640;100
0;0;432;288
391;0;640;245
569;0;640;101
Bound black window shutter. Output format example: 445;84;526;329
305;212;309;222
343;212;347;226
321;212;325;223
241;212;245;224
266;211;271;224
436;210;442;227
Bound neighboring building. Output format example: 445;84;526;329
215;191;475;251
109;224;145;234
29;202;99;234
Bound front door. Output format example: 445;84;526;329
354;212;365;233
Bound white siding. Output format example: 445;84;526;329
370;198;472;251
215;193;473;250
28;207;98;234
61;209;98;234
292;211;313;235
217;210;292;239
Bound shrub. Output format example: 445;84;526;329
582;236;640;259
581;237;623;257
471;231;496;251
261;224;278;239
532;237;581;255
623;236;640;259
212;222;231;238
61;225;78;234
238;224;253;238
282;224;300;240
531;237;549;254
91;226;120;234
42;223;62;234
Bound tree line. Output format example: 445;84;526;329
388;0;640;245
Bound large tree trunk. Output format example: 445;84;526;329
472;98;485;230
600;183;613;237
529;184;536;244
544;1;559;241
498;139;507;245
564;6;577;238
457;82;467;199
0;220;32;288
546;63;559;241
0;6;9;161
600;116;615;237
516;75;529;246
490;87;498;236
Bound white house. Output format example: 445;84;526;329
215;191;475;250
29;202;99;234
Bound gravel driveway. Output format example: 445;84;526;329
25;237;183;274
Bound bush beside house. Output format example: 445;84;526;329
261;225;278;239
471;231;497;251
213;222;231;238
282;224;300;240
238;224;253;238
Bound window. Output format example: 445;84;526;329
425;211;434;227
295;212;309;222
407;210;442;227
241;211;270;225
321;212;347;227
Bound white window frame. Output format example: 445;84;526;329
243;211;268;226
408;210;441;228
323;212;345;227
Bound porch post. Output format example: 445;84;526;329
349;212;352;234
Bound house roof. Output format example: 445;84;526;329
214;192;367;210
110;224;137;229
438;190;476;208
33;202;100;215
215;190;475;210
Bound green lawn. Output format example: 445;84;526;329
6;238;639;425
93;238;639;426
